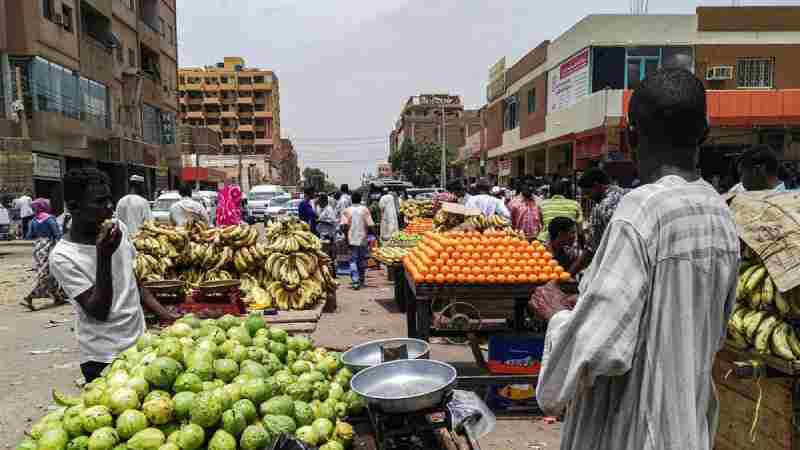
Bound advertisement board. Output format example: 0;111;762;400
547;48;590;113
487;57;507;102
32;154;61;179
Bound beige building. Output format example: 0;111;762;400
0;0;180;210
178;57;281;190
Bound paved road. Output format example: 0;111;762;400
0;245;560;450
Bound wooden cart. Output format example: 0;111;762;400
713;345;800;450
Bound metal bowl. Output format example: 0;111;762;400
342;338;431;372
350;359;457;414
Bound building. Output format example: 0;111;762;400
389;94;481;153
0;0;180;210
178;57;280;191
483;6;800;188
271;138;298;187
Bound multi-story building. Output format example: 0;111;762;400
389;94;481;153
178;57;281;191
0;0;179;210
483;6;800;188
272;138;298;187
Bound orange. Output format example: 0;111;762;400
475;274;487;283
466;274;476;284
456;273;467;284
531;252;542;259
496;274;507;283
452;266;462;274
541;266;553;274
440;252;451;260
445;273;456;284
425;274;435;283
548;259;559;267
502;266;513;273
441;265;452;274
549;272;560;281
435;273;446;284
559;272;571;281
486;274;497;283
471;252;482;260
451;251;461;259
457;258;467;266
506;274;518;284
554;265;565;274
537;259;547;267
413;272;424;283
487;258;497;266
497;258;508;266
491;252;501;259
501;252;512;259
465;245;475;252
527;274;539;284
542;252;553;261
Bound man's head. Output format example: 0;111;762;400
549;216;576;248
352;191;362;204
628;68;708;181
340;184;350;194
178;183;192;198
521;183;533;200
64;168;113;235
578;168;611;202
738;145;779;191
304;187;315;199
447;180;464;196
549;181;567;197
317;194;329;207
333;192;341;201
475;178;491;194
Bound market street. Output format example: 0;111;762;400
0;244;559;450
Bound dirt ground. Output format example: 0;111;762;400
0;244;560;450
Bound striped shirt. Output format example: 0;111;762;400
536;195;583;241
537;175;740;450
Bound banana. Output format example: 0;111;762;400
234;252;247;273
745;266;768;295
771;323;797;360
728;330;749;350
744;310;768;343
240;246;255;267
750;288;763;310
754;315;779;354
761;276;775;307
788;326;800;358
729;307;749;335
775;290;791;317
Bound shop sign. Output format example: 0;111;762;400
33;154;61;179
547;47;590;113
498;158;512;176
487;57;507;102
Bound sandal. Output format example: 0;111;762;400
20;297;35;311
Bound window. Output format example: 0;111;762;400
143;104;161;144
737;58;774;88
129;0;135;9
159;18;165;37
527;88;536;114
42;0;54;20
168;25;174;45
62;5;73;32
128;48;136;67
503;95;518;130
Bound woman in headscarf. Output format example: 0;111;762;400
23;198;65;310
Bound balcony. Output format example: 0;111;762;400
186;97;202;105
220;83;236;90
238;124;255;132
138;20;160;51
80;37;114;85
208;125;221;133
239;139;255;146
238;111;254;119
237;97;254;104
204;112;220;119
254;110;272;118
221;111;238;118
181;83;202;91
221;98;237;105
222;138;239;146
186;111;204;119
253;82;272;91
203;97;220;105
255;138;273;146
203;84;220;91
254;125;267;132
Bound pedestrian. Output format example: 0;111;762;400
336;184;352;218
115;176;153;236
545;216;588;277
734;145;788;192
530;68;740;450
298;187;318;234
50;169;177;383
536;180;583;242
464;178;510;218
14;191;33;240
509;183;542;240
577;167;628;253
169;184;208;226
378;188;399;242
340;191;375;290
22;198;66;310
316;194;337;241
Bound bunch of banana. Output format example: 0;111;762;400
374;247;409;264
233;245;268;274
205;270;234;282
266;280;322;310
465;214;511;230
178;269;205;289
220;224;260;248
245;286;273;310
265;252;319;287
139;221;190;249
735;261;800;318
134;254;170;280
265;219;322;252
728;304;800;361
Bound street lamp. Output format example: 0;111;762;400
433;97;447;189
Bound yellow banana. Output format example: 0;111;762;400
775;290;791;317
745;266;767;294
754;315;779;354
744;310;768;343
761;277;775;306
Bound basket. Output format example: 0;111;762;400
143;280;186;304
184;288;246;318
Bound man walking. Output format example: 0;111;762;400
577;167;627;252
340;192;374;290
298;187;318;234
378;188;399;242
530;68;739;450
115;176;153;235
14;191;33;239
336;184;352;218
169;184;208;226
50;169;176;382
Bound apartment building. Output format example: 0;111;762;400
178;57;281;190
389;94;481;153
0;0;179;209
483;6;800;188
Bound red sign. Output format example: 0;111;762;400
560;48;589;79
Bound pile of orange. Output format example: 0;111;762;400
404;218;434;234
402;229;570;285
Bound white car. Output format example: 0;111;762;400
265;195;292;220
246;185;287;221
152;192;181;224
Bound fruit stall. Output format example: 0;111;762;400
716;192;800;450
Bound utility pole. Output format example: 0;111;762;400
14;67;29;138
439;99;446;189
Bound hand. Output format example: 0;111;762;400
96;222;122;260
529;281;577;320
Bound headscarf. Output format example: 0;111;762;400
216;185;243;226
32;198;52;223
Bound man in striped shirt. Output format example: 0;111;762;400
531;68;739;450
535;180;583;242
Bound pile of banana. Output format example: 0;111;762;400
133;221;190;281
727;259;800;361
433;210;465;231
373;247;409;265
464;214;511;231
265;220;322;252
400;200;434;221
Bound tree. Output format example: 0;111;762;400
302;167;337;193
389;139;457;186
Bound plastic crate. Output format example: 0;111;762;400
487;334;545;375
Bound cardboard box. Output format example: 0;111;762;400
487;334;544;375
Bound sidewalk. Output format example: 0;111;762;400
0;240;34;247
313;269;561;450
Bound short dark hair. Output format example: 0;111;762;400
549;216;575;242
333;192;341;200
629;68;707;149
178;183;192;198
577;168;610;189
739;145;778;176
64;168;110;205
351;191;362;204
476;178;491;193
304;186;315;196
550;181;567;196
340;184;349;193
317;194;328;206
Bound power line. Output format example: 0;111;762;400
289;135;389;142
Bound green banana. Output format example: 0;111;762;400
771;323;797;361
728;330;749;350
761;277;775;306
754;315;779;354
744;310;768;343
745;266;768;294
737;265;758;300
775;290;791;317
788;326;800;358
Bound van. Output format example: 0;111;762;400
246;185;286;221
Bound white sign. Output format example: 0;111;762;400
547;47;590;113
33;154;61;179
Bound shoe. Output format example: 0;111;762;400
351;282;361;290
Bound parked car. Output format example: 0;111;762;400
264;195;292;221
152;192;181;224
279;199;302;217
246;185;287;222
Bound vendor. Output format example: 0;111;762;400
50;168;178;383
464;178;510;218
170;184;209;226
529;69;740;449
730;145;788;192
546;217;588;277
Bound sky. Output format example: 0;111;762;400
176;0;797;187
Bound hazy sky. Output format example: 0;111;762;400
176;0;796;187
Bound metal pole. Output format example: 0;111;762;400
14;67;29;139
440;100;446;189
194;151;200;190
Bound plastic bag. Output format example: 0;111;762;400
446;390;496;439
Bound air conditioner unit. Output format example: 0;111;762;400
706;66;734;81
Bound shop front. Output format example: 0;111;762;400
32;153;64;213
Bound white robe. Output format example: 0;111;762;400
378;194;399;241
